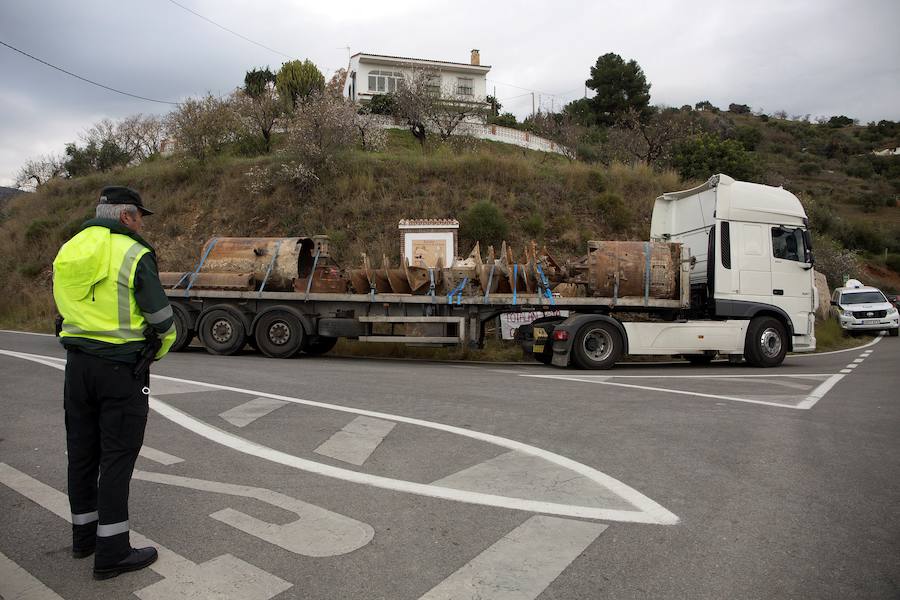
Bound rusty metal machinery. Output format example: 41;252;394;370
161;235;683;301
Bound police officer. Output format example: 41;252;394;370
52;186;177;580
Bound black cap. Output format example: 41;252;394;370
98;186;154;216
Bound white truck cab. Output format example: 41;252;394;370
831;280;899;336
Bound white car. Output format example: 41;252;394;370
831;280;899;336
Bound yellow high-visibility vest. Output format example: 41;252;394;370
53;226;151;344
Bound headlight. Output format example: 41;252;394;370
888;306;899;316
842;309;854;317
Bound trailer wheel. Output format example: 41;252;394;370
198;308;247;356
304;336;337;355
744;316;787;367
170;304;195;353
572;321;623;370
255;310;304;358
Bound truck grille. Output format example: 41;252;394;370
852;310;886;318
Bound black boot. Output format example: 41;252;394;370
93;547;158;580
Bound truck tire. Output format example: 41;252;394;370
170;304;194;353
304;336;337;355
572;321;623;370
255;310;304;358
744;316;787;367
198;308;247;356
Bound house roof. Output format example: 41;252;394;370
353;52;490;73
398;218;460;229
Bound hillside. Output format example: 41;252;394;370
1;117;898;333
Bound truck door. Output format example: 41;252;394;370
735;223;772;302
770;226;813;335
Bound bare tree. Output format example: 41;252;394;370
15;153;65;190
165;94;239;160
605;107;699;165
233;85;282;153
286;92;357;173
393;69;489;150
524;111;581;160
326;68;348;98
117;114;166;159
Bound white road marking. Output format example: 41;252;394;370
0;329;54;337
315;415;396;466
795;374;846;410
841;369;852;374
788;335;882;357
133;470;373;557
0;549;65;600
432;450;633;510
521;374;812;409
556;373;832;379
846;364;858;369
418;515;607;600
139;445;184;465
0;463;291;600
0;349;678;525
219;397;288;428
852;358;865;363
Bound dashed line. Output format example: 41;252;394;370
840;369;852;374
0;549;64;600
139;445;184;466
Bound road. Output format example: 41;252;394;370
1;330;898;599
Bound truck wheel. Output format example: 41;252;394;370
744;316;787;367
198;308;247;356
304;336;337;355
170;304;194;352
572;321;622;370
255;310;304;358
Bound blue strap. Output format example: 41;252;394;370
257;240;282;297
428;268;436;302
536;263;555;306
457;277;468;305
483;263;496;304
304;249;320;300
643;241;651;307
447;278;465;304
512;263;518;306
179;237;218;297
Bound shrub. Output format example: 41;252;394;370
812;234;860;289
671;133;760;182
732;125;762;151
798;161;821;175
166;94;238;160
728;103;751;114
593;191;631;231
885;253;900;274
25;219;54;243
460;201;509;247
367;94;397;116
844;156;875;179
827;115;855;128
488;112;518;128
522;214;545;238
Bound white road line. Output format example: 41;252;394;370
0;463;292;600
0;349;678;525
852;358;865;364
841;369;852;374
418;515;607;600
549;373;832;379
0;549;65;600
134;470;373;557
219;397;288;428
0;329;54;337
521;374;811;409
139;446;184;466
846;364;858;369
315;416;396;466
796;374;846;410
788;335;883;357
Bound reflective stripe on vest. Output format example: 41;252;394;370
60;241;148;341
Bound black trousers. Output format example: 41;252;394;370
64;350;149;566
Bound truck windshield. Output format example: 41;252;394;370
840;291;887;304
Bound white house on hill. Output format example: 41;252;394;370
343;50;491;107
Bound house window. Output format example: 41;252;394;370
456;77;473;96
367;70;404;93
426;74;441;96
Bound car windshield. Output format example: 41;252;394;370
840;291;887;304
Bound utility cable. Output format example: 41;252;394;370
0;39;180;105
165;0;293;59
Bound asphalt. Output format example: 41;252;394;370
0;330;898;599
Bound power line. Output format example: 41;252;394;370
0;39;180;105
165;0;293;60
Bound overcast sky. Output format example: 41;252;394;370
2;0;898;187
